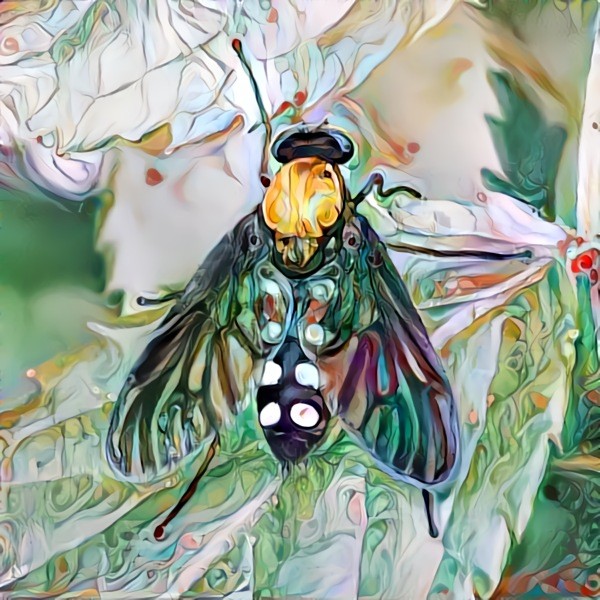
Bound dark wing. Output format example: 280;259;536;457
337;218;458;484
106;213;264;480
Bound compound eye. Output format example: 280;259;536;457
259;402;282;427
289;403;320;428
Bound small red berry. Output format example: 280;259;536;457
146;168;163;186
578;253;594;270
294;90;307;106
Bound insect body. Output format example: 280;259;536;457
257;338;329;463
106;41;458;539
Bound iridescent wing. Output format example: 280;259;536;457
335;216;458;484
106;213;266;480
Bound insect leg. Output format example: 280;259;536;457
154;436;220;540
422;489;439;538
351;172;423;208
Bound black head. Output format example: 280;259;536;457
271;128;354;165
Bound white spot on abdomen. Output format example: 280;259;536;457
261;360;283;386
259;402;282;427
289;403;320;428
295;363;319;388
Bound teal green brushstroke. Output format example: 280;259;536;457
481;70;567;223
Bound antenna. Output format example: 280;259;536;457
232;38;272;187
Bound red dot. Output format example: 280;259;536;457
590;269;598;284
294;90;307;106
36;135;43;144
476;192;487;203
267;8;278;22
154;525;165;540
274;101;293;117
260;175;271;187
407;142;420;154
578;253;594;270
3;37;19;53
146;168;163;186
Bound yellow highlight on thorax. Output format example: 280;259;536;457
262;157;344;238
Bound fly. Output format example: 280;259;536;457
107;39;463;541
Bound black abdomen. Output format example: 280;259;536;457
257;338;329;463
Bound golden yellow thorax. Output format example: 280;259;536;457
262;157;344;239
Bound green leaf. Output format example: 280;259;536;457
481;70;567;221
